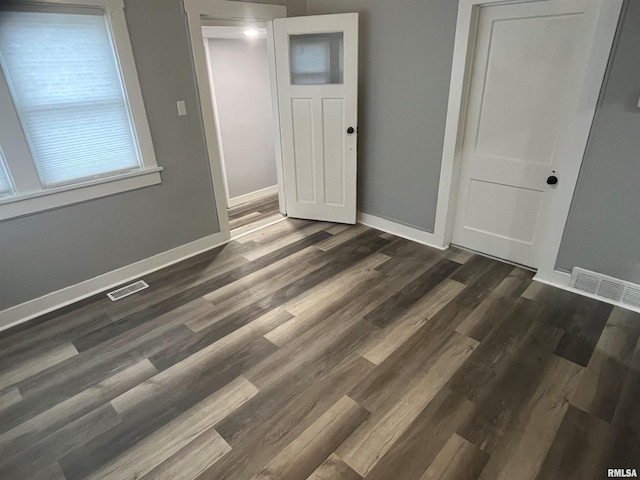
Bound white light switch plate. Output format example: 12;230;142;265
177;100;187;116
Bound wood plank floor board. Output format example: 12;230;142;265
307;453;362;480
1;359;157;456
475;355;583;480
75;377;255;480
446;300;561;402
246;312;379;393
206;354;375;480
0;311;112;368
337;333;478;476
72;296;217;353
58;338;276;480
242;222;332;262
455;268;532;342
534;405;613;480
174;240;389;375
229;195;284;236
418;433;489;480
364;258;462;328
422;264;524;342
231;213;287;242
453;326;568;455
306;228;391;267
201;246;324;309
0;386;21;412
228;194;279;219
358;279;466;366
230;212;262;230
535;286;613;367
363;388;477;480
264;272;384;348
0;404;121;480
141;425;232;480
377;236;431;258
0;324;194;434
12;315;191;399
110;335;272;416
193;255;325;334
29;462;67;480
235;218;317;245
350;326;470;415
449;261;521;312
251;396;369;480
603;343;640;469
442;247;475;265
0;342;78;391
149;309;294;373
314;224;369;251
1;218;638;480
571;350;626;423
449;255;497;285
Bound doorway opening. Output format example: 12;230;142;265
201;21;285;238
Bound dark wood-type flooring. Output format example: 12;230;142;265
229;193;284;237
0;219;639;480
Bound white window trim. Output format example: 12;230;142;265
0;168;162;220
0;0;161;221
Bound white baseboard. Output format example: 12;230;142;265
0;232;228;333
357;212;447;251
533;270;571;288
228;185;278;208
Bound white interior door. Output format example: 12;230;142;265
452;0;604;268
274;13;358;224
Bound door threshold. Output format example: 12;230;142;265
450;244;537;273
231;215;288;241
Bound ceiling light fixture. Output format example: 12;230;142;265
244;29;259;37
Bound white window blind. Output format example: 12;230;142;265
0;11;141;188
0;149;13;197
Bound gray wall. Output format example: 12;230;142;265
239;0;458;231
556;0;640;282
207;37;278;200
306;0;458;232
0;0;220;310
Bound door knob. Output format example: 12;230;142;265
547;175;558;185
347;127;355;134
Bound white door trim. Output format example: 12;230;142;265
183;0;287;241
433;0;623;281
201;35;232;207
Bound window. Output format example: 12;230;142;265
0;0;160;220
0;149;13;198
290;32;344;85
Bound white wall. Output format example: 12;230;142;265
207;37;278;201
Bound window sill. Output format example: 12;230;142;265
0;167;163;221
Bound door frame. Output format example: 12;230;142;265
183;0;287;241
201;23;280;209
433;0;623;285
